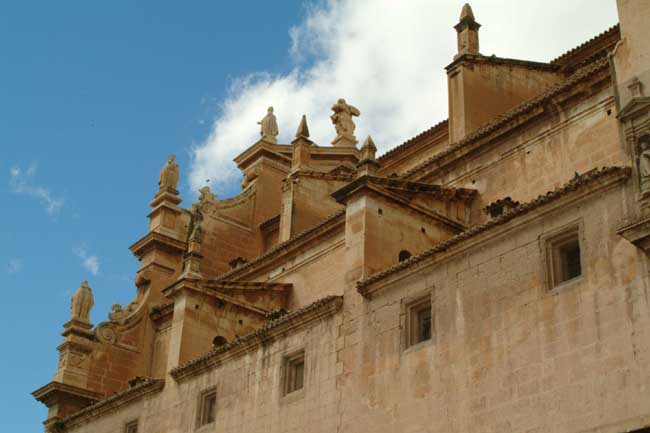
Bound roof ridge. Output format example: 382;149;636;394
357;166;630;293
550;24;620;65
62;378;164;427
378;119;448;162
402;57;610;179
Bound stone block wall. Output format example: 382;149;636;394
64;311;341;433
339;183;650;433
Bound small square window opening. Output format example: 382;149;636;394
547;229;582;288
198;389;217;427
284;352;305;395
407;296;433;348
125;420;138;433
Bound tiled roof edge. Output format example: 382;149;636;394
357;166;631;294
551;24;620;65
170;295;343;382
378;119;449;163
62;379;164;429
402;57;610;180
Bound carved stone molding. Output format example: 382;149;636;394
617;216;650;252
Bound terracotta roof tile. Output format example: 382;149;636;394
62;378;164;427
551;24;620;67
378;119;448;163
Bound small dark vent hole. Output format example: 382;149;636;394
213;336;228;347
399;250;412;262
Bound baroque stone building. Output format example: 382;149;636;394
33;1;650;432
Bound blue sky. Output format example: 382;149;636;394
0;1;303;430
0;1;618;431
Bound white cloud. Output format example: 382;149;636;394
7;259;22;274
74;246;100;276
9;163;64;215
189;0;618;194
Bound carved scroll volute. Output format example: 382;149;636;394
135;269;152;290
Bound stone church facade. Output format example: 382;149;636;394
33;1;650;432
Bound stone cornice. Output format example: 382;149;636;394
357;166;631;298
287;170;355;183
234;140;292;171
332;175;477;204
259;214;280;231
202;280;292;292
403;57;611;181
617;216;650;252
129;231;187;258
149;301;174;325
446;53;561;73
32;381;103;407
163;278;291;316
59;379;164;430
170;296;343;382
617;97;650;121
215;210;346;281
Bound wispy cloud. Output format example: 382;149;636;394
73;246;100;276
7;259;22;274
189;0;617;194
9;163;64;215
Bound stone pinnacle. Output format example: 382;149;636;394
295;114;310;139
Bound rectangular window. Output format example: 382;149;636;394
198;388;217;427
284;351;305;395
125;420;138;433
407;296;433;347
546;228;582;288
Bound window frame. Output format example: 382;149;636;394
282;350;306;397
124;420;138;433
196;387;217;429
542;221;585;292
402;292;434;351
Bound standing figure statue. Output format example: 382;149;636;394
71;280;94;323
330;98;361;144
258;106;279;143
158;154;180;193
639;135;650;190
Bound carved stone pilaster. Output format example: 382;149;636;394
617;84;650;205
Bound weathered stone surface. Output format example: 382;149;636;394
33;2;650;433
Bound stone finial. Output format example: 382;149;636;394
295;114;310;139
258;106;279;143
357;135;380;177
454;3;480;58
331;98;360;146
158;154;180;194
70;280;94;323
459;3;475;22
360;135;377;161
291;115;312;172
